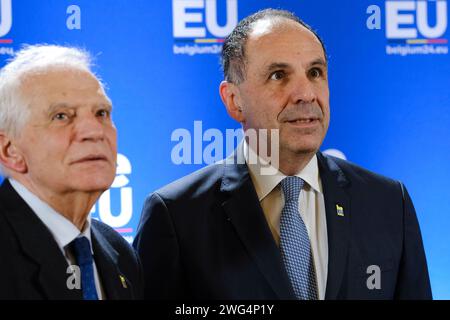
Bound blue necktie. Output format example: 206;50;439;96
70;236;99;300
279;176;318;300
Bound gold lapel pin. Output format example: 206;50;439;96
119;275;128;289
336;204;344;217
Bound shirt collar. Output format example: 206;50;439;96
243;140;322;201
9;179;93;253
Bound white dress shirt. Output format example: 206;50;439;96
243;142;329;300
9;179;105;300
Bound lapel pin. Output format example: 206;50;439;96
336;204;344;217
119;275;128;289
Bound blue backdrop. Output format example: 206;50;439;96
1;0;448;299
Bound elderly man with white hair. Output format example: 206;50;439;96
0;44;143;300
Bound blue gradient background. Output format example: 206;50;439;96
1;0;448;298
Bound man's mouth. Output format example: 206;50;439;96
288;118;318;123
72;155;108;164
286;117;320;124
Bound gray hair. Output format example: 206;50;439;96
221;9;327;84
0;44;96;138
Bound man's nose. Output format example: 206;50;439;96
74;115;105;142
289;74;316;105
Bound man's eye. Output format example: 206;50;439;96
309;67;323;79
269;71;285;81
52;113;69;121
97;109;111;118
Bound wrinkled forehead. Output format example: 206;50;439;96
16;67;112;117
19;66;106;98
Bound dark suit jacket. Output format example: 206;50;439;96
134;152;432;300
0;179;144;300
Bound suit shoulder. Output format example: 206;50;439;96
326;155;400;188
91;219;135;255
153;162;225;201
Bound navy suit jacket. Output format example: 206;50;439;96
134;152;432;300
0;180;144;300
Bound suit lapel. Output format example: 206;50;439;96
317;153;351;300
0;180;82;299
91;223;133;300
220;154;295;299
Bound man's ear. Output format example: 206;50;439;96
0;133;27;174
219;81;245;123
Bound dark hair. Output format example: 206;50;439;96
221;8;327;84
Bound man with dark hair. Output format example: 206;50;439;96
134;9;432;300
221;8;327;84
